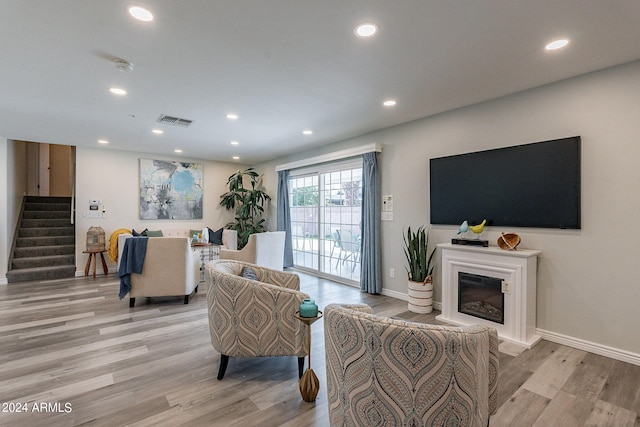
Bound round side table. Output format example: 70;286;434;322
294;310;323;402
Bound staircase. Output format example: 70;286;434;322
7;196;76;283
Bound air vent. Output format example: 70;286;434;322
156;114;193;127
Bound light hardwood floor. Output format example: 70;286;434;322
0;271;638;426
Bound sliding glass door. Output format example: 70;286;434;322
289;160;362;283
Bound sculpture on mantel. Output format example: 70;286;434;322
498;232;521;250
469;219;486;237
456;220;469;236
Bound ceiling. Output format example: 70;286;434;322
2;1;640;164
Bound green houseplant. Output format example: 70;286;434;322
220;168;271;250
403;226;436;313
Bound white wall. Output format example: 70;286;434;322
0;139;8;283
255;60;640;355
75;147;246;270
0;139;28;283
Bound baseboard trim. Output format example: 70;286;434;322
0;277;7;285
380;288;407;301
536;328;640;366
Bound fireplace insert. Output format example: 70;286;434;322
458;272;504;324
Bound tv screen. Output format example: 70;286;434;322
430;136;581;229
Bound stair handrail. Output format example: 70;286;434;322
70;179;75;225
7;196;26;272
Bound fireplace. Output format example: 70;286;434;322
458;272;504;324
436;243;541;348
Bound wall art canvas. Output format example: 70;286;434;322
139;159;203;220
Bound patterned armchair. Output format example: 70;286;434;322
205;259;310;380
324;304;499;427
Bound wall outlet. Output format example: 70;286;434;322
501;281;511;294
389;268;395;278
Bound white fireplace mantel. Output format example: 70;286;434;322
436;243;541;348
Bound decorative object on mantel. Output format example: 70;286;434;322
452;219;489;247
498;232;521;250
403;226;436;313
469;219;487;236
457;220;469;235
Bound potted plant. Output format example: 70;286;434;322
220;168;271;249
403;226;436;313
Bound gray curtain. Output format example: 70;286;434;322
277;170;294;268
360;152;382;294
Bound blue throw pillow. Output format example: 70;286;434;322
241;267;259;281
208;227;224;245
132;228;148;237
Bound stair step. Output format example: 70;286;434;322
19;227;75;238
6;265;76;283
12;254;76;269
13;245;75;258
8;197;76;283
16;235;76;247
24;202;72;212
23;210;72;220
21;218;73;228
25;196;72;204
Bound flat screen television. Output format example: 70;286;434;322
430;136;581;229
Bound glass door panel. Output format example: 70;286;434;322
289;164;362;283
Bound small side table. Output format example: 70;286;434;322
191;243;220;283
294;310;323;402
83;250;108;278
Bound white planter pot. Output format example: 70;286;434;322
407;277;433;314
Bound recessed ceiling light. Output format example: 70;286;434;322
230;141;239;145
355;23;377;38
152;129;163;134
545;39;569;50
109;87;127;95
302;130;313;135
232;156;240;160
174;149;182;153
226;113;238;120
129;6;153;22
383;100;397;107
98;139;108;144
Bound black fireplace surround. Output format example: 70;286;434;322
458;272;504;324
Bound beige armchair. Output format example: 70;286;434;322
219;231;286;270
324;303;499;427
120;237;200;307
206;259;309;380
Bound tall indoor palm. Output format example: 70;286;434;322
219;168;271;249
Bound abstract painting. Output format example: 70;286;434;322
139;159;203;220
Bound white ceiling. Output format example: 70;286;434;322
2;1;640;164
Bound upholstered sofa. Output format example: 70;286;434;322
218;231;285;270
205;259;310;379
116;228;237;263
120;237;200;307
324;303;499;427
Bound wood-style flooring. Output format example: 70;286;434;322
0;271;639;426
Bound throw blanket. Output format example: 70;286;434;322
118;237;148;299
108;228;132;263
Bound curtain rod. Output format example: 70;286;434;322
275;143;382;172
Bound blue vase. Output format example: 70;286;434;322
299;298;318;318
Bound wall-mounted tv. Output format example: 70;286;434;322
430;136;581;229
